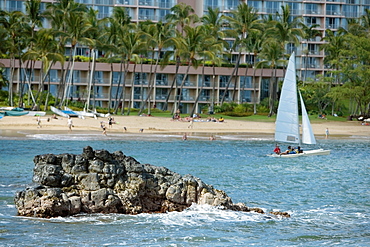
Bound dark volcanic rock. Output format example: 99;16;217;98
14;146;290;218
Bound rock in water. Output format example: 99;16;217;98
14;146;289;218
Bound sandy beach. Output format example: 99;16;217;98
0;114;369;139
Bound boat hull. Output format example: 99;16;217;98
268;149;331;158
51;106;78;118
4;111;29;116
26;111;46;116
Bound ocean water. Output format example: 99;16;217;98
0;132;369;246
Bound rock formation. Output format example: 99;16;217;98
14;146;290;218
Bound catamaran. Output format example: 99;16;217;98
269;52;330;158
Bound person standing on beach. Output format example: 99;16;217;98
67;117;73;132
108;117;113;128
325;128;329;139
37;116;41;128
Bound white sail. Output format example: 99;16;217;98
299;91;316;144
275;52;300;144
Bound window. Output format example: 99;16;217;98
95;71;103;84
240;76;252;88
326;4;340;15
204;0;219;9
112;72;121;84
241;90;252;103
95;6;112;19
135;73;148;85
326;17;339;29
48;70;59;82
139;8;155;20
7;1;24;11
225;0;238;10
177;74;188;86
307;57;318;68
305;17;317;26
305;4;318;14
220;76;229;87
156;74;168;85
95;0;113;4
308;44;318;55
200;89;210;101
286;43;296;55
139;0;153;6
72;71;81;83
287;2;300;15
248;1;261;10
266;1;279;14
198;75;211;87
159;0;173;8
157;9;170;21
343;5;358;18
155;88;168;100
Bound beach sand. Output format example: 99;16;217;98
0;114;369;139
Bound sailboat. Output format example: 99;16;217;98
269;52;330;157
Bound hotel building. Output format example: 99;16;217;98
1;0;369;113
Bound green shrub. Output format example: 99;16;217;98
223;111;253;117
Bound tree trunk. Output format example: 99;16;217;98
189;62;205;116
113;59;124;114
175;62;191;114
163;56;180;112
220;51;241;105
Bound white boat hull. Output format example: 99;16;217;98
268;149;331;158
26;111;46;116
51;106;70;118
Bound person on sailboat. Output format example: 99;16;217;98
273;145;281;154
281;146;296;155
296;146;303;154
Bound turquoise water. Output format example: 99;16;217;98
0;132;369;246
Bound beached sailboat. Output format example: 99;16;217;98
2;107;29;116
51;106;78;118
269;52;330;158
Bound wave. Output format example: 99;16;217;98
17;204;275;225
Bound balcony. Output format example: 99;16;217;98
116;0;132;4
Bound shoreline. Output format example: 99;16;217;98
0;115;369;140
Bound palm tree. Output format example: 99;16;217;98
25;0;43;40
161;3;199;113
320;29;345;85
43;0;89;107
189;34;222;117
172;25;206;113
259;39;285;117
300;23;322;82
248;30;266;114
221;3;262;105
201;7;228;113
21;0;44;109
361;8;370;32
138;21;174;116
166;3;199;34
264;5;303;115
112;24;145;115
102;6;132;114
22;28;64;109
0;10;28;107
266;5;303;52
84;7;107;112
